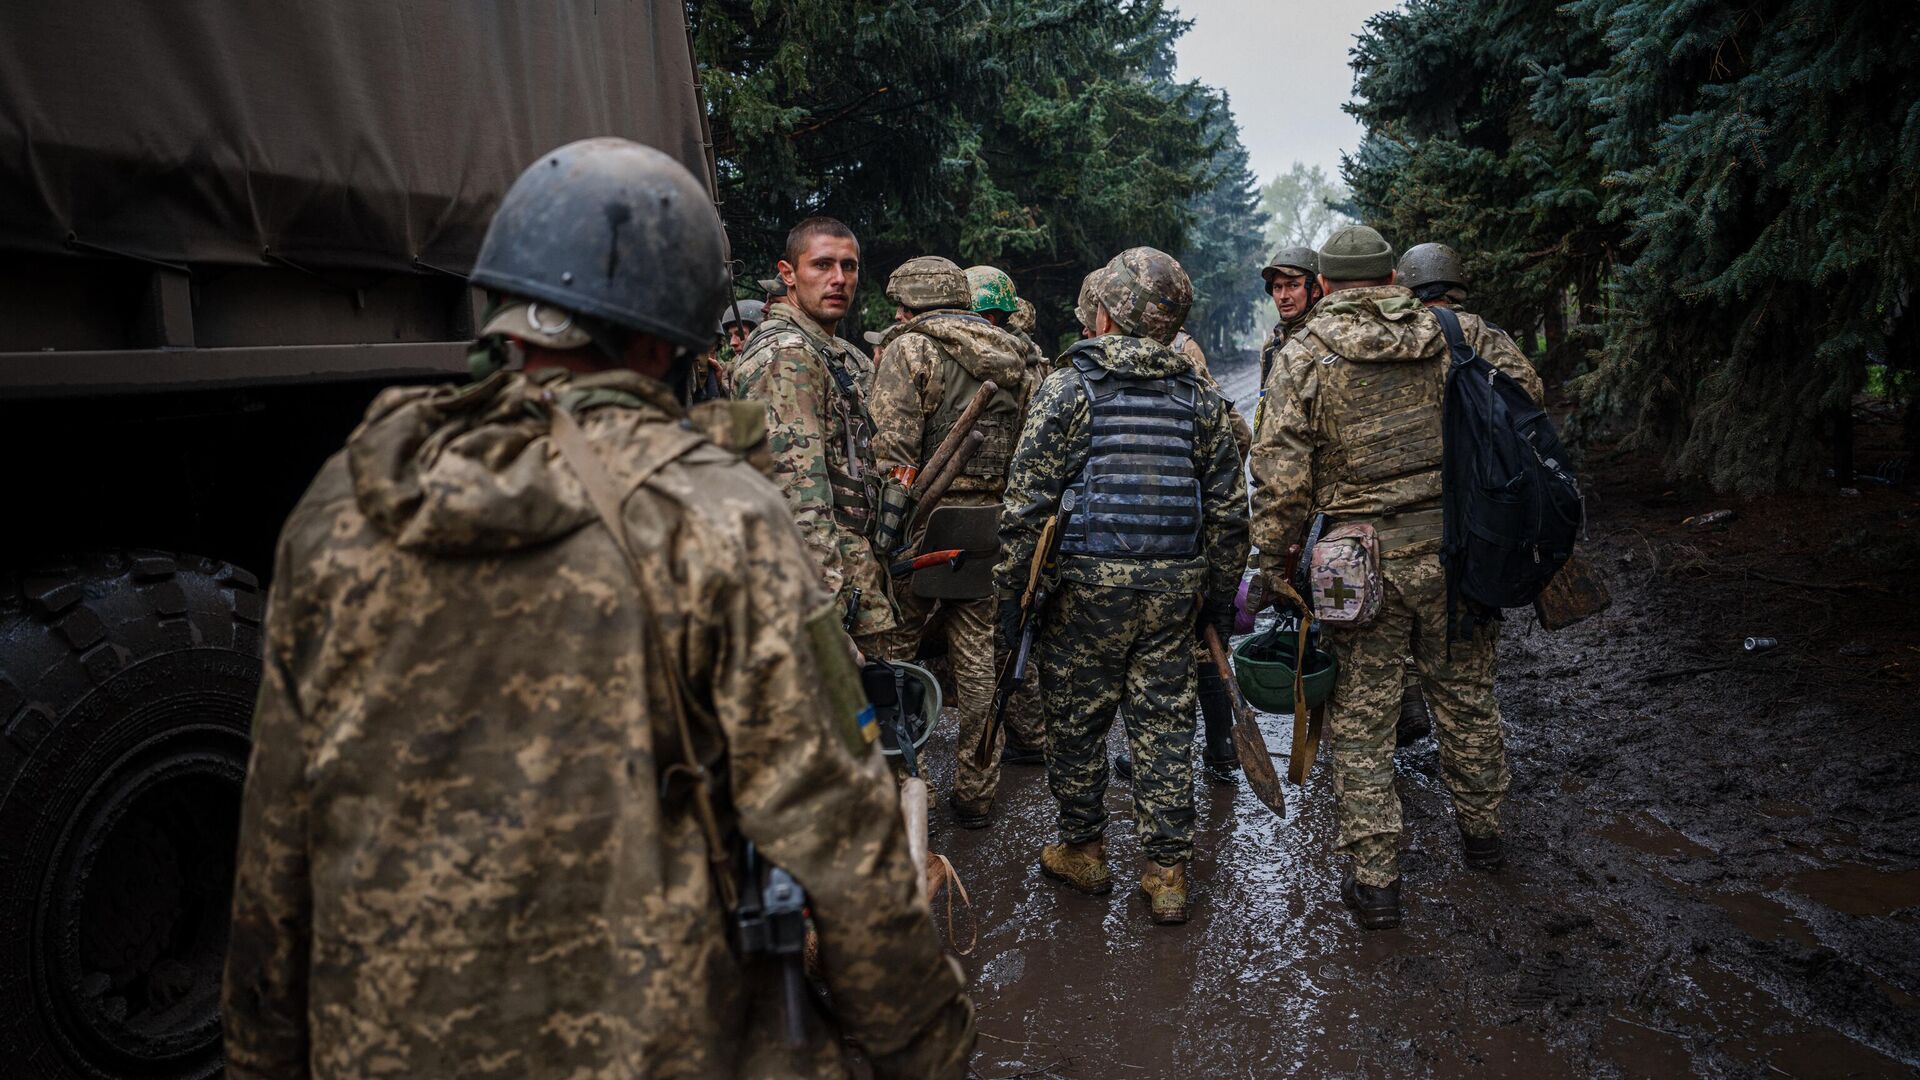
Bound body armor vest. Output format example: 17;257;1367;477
1319;348;1444;490
914;313;1025;491
1058;345;1203;559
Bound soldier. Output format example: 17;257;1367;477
1398;242;1471;310
1247;225;1544;931
1009;296;1048;366
1073;266;1108;340
869;257;1036;828
221;139;973;1078
719;297;765;357
1258;245;1321;404
735;218;907;658
999;248;1249;925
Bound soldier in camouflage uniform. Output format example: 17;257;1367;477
222;140;972;1078
999;248;1249;925
735;218;908;659
868;257;1038;828
1256;245;1321;428
1248;225;1544;931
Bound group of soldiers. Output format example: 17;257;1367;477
220;138;1541;1077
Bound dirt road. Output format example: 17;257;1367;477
915;355;1920;1078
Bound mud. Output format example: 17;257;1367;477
911;358;1920;1078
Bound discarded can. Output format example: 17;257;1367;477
1744;637;1779;653
1684;510;1737;528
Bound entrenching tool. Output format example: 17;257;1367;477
906;429;985;536
1202;625;1286;817
878;380;999;554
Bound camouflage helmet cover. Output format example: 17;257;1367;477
1095;246;1193;345
964;265;1019;316
1397;242;1468;291
885;255;970;312
1074;266;1109;332
1261;244;1319;284
1010;297;1037;336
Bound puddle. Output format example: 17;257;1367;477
1786;865;1920;917
1705;890;1820;948
1596;811;1716;859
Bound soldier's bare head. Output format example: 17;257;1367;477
779;216;861;329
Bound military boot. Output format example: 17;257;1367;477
1198;671;1239;784
1395;684;1431;746
1001;735;1045;766
1039;838;1112;895
1340;870;1402;931
1462;830;1504;870
948;793;990;831
1140;862;1189;925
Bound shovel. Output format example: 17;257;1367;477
1202;625;1286;818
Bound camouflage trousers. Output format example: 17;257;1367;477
1323;553;1509;887
894;588;1041;811
1038;582;1198;866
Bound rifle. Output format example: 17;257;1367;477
975;509;1064;769
734;842;810;1047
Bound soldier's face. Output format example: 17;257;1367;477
1270;273;1311;320
780;236;861;327
726;324;750;352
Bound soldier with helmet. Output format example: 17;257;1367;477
1258;245;1321;413
222;139;973;1077
998;247;1249;925
1248;224;1543;932
868;256;1037;827
735;218;908;659
1398;242;1471;310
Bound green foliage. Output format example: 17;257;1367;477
689;0;1265;350
1347;0;1920;493
1178;92;1268;354
1260;162;1353;250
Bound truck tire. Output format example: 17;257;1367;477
0;552;261;1080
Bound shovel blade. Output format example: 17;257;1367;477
1232;711;1287;817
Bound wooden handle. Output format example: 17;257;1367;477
911;380;998;498
907;429;984;533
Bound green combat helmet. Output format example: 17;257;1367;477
1317;224;1396;281
1232;624;1338;711
1010;297;1037;336
885;255;970;313
1397;242;1469;303
965;265;1018;317
1261;244;1318;285
1094;246;1193;345
1075;266;1109;333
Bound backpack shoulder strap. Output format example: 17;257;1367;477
1430;306;1477;368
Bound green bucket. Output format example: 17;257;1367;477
1231;625;1338;712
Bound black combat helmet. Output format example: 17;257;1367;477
471;138;729;353
1397;242;1468;292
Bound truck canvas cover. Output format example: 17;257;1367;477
0;0;711;273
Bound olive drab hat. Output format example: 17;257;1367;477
479;299;595;350
885;255;970;312
1075;266;1110;332
1261;244;1319;284
964;265;1019;316
1095;246;1193;345
716;298;765;333
470;138;729;352
1316;224;1396;281
1397;243;1468;291
1010;297;1037;336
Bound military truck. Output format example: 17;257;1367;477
0;4;712;1076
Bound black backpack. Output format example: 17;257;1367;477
1434;307;1583;638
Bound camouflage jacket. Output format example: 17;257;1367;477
1249;286;1544;566
869;309;1034;495
223;369;971;1079
734;302;896;636
996;335;1249;601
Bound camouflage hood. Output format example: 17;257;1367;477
1087;333;1193;379
1305;284;1444;363
901;310;1027;388
346;369;677;554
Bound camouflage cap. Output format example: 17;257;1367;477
480;299;593;350
1397;242;1467;291
1317;225;1395;281
885;255;970;312
758;276;787;298
1261;244;1318;284
964;265;1019;316
1094;247;1193;345
1010;297;1037;336
1075;267;1110;333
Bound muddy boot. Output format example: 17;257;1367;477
1462;830;1504;870
1001;735;1044;766
1139;861;1189;925
1198;671;1238;784
948;794;990;831
1395;684;1431;747
1039;838;1112;895
1113;752;1132;781
1340;870;1402;930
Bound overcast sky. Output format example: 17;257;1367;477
1171;0;1394;188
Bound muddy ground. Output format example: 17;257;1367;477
913;361;1920;1078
